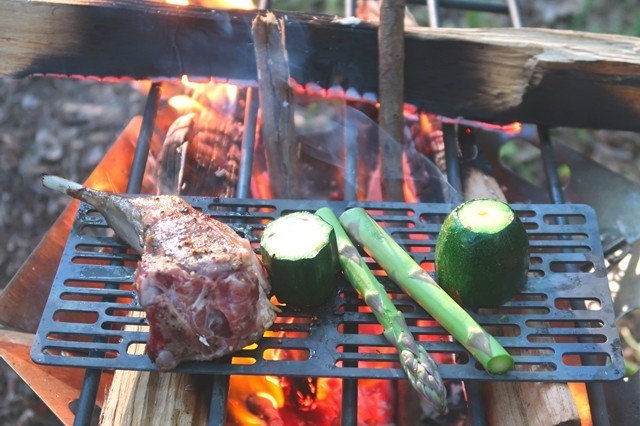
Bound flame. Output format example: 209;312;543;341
180;74;203;90
164;0;255;9
168;95;205;114
227;375;285;425
402;152;419;204
568;382;592;426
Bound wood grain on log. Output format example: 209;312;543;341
404;27;640;132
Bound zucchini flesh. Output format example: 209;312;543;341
260;212;339;307
435;199;529;308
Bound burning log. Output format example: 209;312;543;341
157;108;243;197
251;11;299;199
460;138;580;426
157;80;246;197
156;113;196;195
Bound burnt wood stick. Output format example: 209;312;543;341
252;12;299;199
3;1;640;131
378;0;405;201
459;135;579;426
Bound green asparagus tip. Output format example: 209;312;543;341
486;353;515;375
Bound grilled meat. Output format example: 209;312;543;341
42;175;278;370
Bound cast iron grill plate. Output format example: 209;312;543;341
31;198;625;381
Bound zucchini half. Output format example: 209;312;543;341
435;199;529;308
260;212;339;307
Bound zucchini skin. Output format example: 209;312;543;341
260;213;339;307
435;200;529;308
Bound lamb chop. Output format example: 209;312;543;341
42;175;278;370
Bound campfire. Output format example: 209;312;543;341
1;0;640;425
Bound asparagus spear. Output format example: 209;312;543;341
316;207;447;414
339;207;514;375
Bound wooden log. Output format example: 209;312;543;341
99;313;210;426
156;113;196;195
104;372;208;424
156;108;244;197
378;0;406;201
251;11;299;199
460;150;579;426
2;1;640;131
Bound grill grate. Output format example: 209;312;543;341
31;198;625;382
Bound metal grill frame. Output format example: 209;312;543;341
31;198;625;382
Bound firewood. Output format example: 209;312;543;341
246;394;284;426
99;312;210;426
3;2;640;131
157;109;243;197
251;11;299;199
461;156;579;426
156;113;196;195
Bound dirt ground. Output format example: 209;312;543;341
1;1;640;425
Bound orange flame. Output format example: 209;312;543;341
568;382;592;426
164;0;255;9
227;374;285;425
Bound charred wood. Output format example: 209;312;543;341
246;394;285;426
156;105;243;198
156;113;196;195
